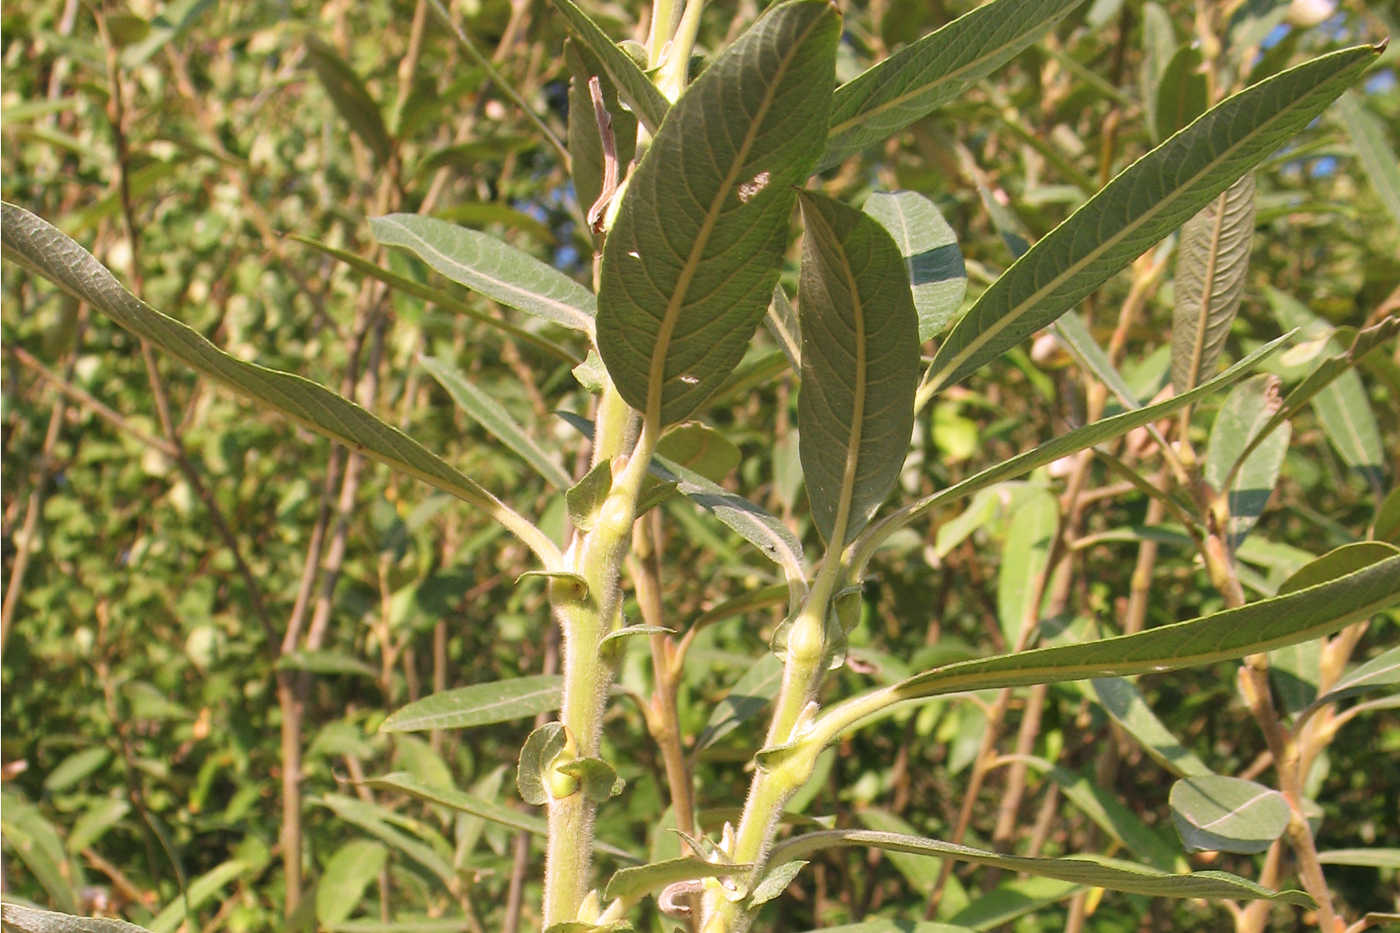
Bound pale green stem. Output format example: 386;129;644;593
656;0;704;102
543;395;658;926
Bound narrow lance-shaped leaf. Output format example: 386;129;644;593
1;202;560;567
816;554;1400;739
1335;90;1400;226
550;0;670;134
565;39;637;227
820;0;1085;170
372;213;596;333
596;0;839;427
1085;678;1214;778
419;356;573;489
1170;775;1289;854
603;856;753;901
0;904;154;933
1153;44;1208;141
1206;374;1289;550
381;675;563;733
862;190;968;342
924;44;1381;396
290;233;579;363
1172;173;1256;392
797;191;919;548
997;487;1058;649
317;840;388;926
305;35;393;167
767;830;1313;905
852;334;1292;570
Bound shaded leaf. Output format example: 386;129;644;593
1169;775;1289;854
750;859;808;906
997;486;1058;649
311;794;453;887
317;840;387;926
420;355;572;489
550;0;669;134
1140;2;1178;142
697;653;785;751
769;830;1311;904
765;285;802;370
821;0;1084;170
1087;678;1213;778
1172;173;1255;392
565;39;638;225
150;859;255;933
277;650;379;680
1205;374;1289;549
372;214;595;332
1;203;559;565
0;792;80;912
923;44;1380;395
1316;849;1400;868
516;722;567;806
1335;90;1400;226
862;190;967;342
381;675;563;732
596;0;839;426
797;191;920;548
1153;44;1208;140
305;36;392;166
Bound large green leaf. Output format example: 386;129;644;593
797;191;919;548
1205;374;1290;549
923;44;1380;395
1172;173;1255;392
819;0;1084;170
290;233;579;363
419;356;572;489
862;190;967;342
305;36;392;167
996;486;1058;649
1169;775;1289;854
1335;90;1400;226
372;214;595;333
549;0;669;134
852;335;1291;568
381;675;563;732
816;553;1400;737
767;830;1312;905
0;202;560;566
317;840;388;926
0;905;153;933
595;0;839;427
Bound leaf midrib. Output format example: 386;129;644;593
645;9;828;428
933;59;1360;393
1183;188;1231;390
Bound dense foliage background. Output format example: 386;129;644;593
3;0;1397;930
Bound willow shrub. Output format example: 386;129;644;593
3;0;1399;931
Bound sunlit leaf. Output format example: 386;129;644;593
1205;374;1289;549
603;856;751;900
1169;775;1289;854
317;840;388;926
862;190;967;342
550;0;669;133
381;675;563;732
0;905;152;933
1335;90;1400;226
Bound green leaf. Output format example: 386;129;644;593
765;285;802;370
289;234;579;363
372;214;595;333
568;461;613;531
1205;374;1289;549
311;794;454;886
516;722;567;806
1011;757;1181;871
1316;848;1400;868
1086;678;1213;778
0;792;80;912
66;798;131;854
1052;310;1142;410
557;756;625;803
1153;44;1208;140
317;840;388;926
0;202;560;566
1140;2;1177;142
419;355;572;489
1169;775;1289;854
0;905;153;933
820;554;1400;736
42;747;111;793
768;830;1311;904
799;922;972;933
797;191;920;548
855;335;1292;568
1374;487;1400;545
854;809;942;894
1172;173;1255;392
697;653;785;751
596;0;839;427
150;858;254;933
381;675;563;732
566;39;638;226
1335;90;1400;226
862;191;968;342
656;422;742;484
602;856;751;901
923;44;1380;396
550;0;669;134
950;879;1080;931
820;0;1085;170
367;771;642;860
996;486;1058;649
749;859;808;906
305;36;393;167
1310;644;1400;712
